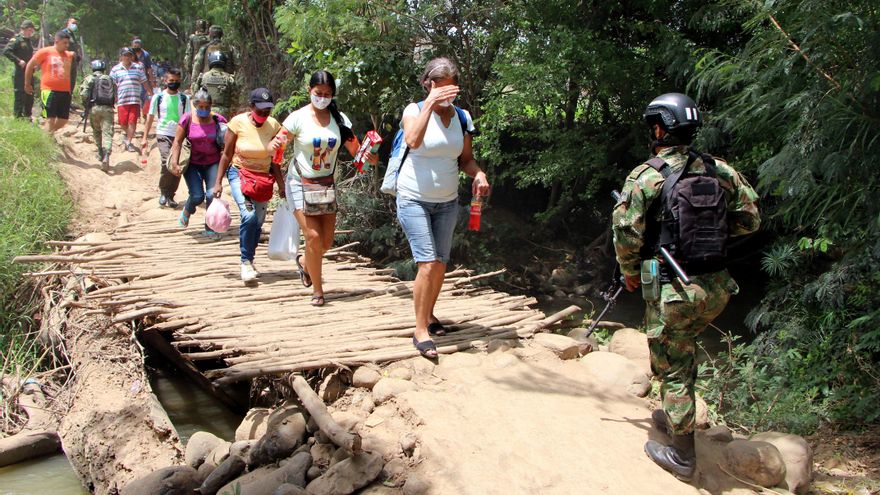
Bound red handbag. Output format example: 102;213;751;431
237;167;275;202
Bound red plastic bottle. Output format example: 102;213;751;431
273;129;289;165
468;196;483;231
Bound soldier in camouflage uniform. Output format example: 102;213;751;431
194;51;237;118
2;20;36;119
184;19;209;87
612;93;760;481
191;26;237;87
81;60;116;172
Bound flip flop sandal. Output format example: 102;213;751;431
178;210;190;228
428;322;447;336
412;336;438;359
296;255;312;288
310;295;325;307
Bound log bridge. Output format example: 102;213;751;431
15;211;578;410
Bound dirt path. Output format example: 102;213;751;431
52;121;700;494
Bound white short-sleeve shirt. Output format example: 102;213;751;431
396;103;474;203
283;107;352;180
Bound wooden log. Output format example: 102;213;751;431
288;375;361;454
0;382;61;467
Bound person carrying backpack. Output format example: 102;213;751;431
169;89;227;239
394;57;490;358
80;59;116;171
142;67;187;208
191;25;236;86
193;51;237;118
611;93;761;481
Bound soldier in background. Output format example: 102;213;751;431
60;17;82;93
193;51;237;118
2;20;37;119
81;59;116;171
191;25;236;85
184;19;209;87
612;93;760;481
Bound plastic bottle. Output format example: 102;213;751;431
272;129;289;164
468;196;483;231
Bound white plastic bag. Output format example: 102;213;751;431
268;203;299;261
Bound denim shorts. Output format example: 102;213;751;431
396;197;459;265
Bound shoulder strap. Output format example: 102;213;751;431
453;106;472;137
181;112;192;138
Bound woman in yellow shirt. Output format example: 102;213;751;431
214;88;285;284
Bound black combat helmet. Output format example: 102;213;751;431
90;59;106;72
643;93;702;140
196;19;208;32
207;51;228;69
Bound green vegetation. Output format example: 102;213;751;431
0;67;71;377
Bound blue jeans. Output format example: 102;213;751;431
183;163;218;216
227;166;269;262
396;197;459;265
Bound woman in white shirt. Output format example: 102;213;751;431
398;57;491;358
274;70;377;306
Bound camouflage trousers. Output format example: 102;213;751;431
89;106;115;155
645;269;738;435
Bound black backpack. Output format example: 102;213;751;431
90;75;115;106
647;150;728;269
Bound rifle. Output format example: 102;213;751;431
81;101;91;133
611;190;691;284
585;266;624;339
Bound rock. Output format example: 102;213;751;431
274;484;307;495
329;447;350;467
320;373;348;403
565;328;598;355
696;396;710;429
199;454;247;495
722;439;787;488
362;431;400;460
389;367;413;381
236;408;272;441
573;284;591;296
250;404;308;467
402;473;430;495
400;357;435;377
218;452;313;495
751;432;813;494
381;458;407;484
352;367;382;390
399;433;418;455
197;461;216;484
608;328;651;376
437;352;481;369
371;378;416;404
553;289;568;299
121;466;200;495
580;351;651;397
205;442;232;467
185;431;227;468
486;339;517;353
705;425;734;443
332;410;366;432
305;452;384;495
550;267;576;286
532;333;580;360
492;353;520;369
306;466;322;482
230;440;257;462
310;442;336;468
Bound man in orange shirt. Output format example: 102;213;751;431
24;30;75;133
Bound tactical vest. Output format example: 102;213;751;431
201;41;233;74
642;150;729;277
201;71;232;107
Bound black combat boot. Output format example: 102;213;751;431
644;432;695;481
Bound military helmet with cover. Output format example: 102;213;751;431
90;59;106;72
196;19;208;32
207;51;228;69
208;25;223;38
643;92;702;141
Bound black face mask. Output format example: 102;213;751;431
166;82;180;90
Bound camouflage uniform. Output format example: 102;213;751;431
80;72;116;169
2;32;35;119
184;31;209;85
191;39;237;86
612;145;760;436
195;68;238;118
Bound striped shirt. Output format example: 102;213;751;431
109;62;147;106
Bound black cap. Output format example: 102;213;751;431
250;88;274;110
20;20;35;30
119;47;134;56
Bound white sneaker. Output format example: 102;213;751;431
241;261;258;283
252;263;261;278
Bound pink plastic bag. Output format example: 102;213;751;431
205;198;232;233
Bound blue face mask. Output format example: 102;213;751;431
196;108;211;118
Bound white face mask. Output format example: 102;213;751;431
438;99;452;108
311;94;331;110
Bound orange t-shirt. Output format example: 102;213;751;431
32;47;75;92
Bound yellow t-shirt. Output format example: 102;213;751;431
228;113;282;173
